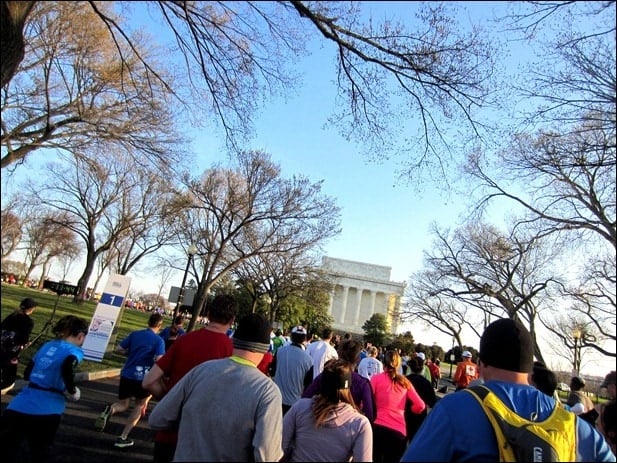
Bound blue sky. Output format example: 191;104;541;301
2;2;613;376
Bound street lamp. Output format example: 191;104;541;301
449;337;455;379
572;326;582;376
173;243;198;319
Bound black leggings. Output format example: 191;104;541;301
1;409;62;463
373;423;408;463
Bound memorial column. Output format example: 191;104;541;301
339;285;349;324
353;289;364;325
369;290;377;316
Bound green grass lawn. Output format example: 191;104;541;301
1;282;154;376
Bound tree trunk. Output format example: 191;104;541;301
73;252;97;303
187;283;211;332
90;269;105;301
37;262;48;290
20;260;37;287
1;1;36;88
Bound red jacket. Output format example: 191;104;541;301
453;359;479;388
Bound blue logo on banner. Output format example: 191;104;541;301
100;293;124;307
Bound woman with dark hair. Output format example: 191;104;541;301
371;350;426;463
282;358;372;461
405;356;437;443
302;339;375;423
2;315;88;463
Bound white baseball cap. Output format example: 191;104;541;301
462;350;472;358
291;325;307;335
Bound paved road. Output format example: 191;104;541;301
1;376;156;462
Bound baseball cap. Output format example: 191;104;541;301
291;326;307;335
462;350;472;358
416;352;426;361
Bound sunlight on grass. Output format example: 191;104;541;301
1;283;152;376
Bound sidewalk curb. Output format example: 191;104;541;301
76;368;121;381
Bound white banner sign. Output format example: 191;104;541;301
82;274;132;362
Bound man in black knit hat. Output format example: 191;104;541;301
401;318;614;462
1;298;37;392
149;313;283;462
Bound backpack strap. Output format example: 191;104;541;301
465;385;577;462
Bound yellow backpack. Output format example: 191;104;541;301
466;385;577;462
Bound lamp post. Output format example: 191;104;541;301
449;337;455;379
173;243;198;320
572;326;581;376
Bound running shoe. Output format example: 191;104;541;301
95;405;112;432
114;437;134;448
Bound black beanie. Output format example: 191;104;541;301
479;318;534;373
20;298;37;310
232;313;272;354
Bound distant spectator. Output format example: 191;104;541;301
428;358;441;389
271;329;286;355
453;350;479;391
596;370;617;454
257;346;275;377
159;316;185;351
1;297;37;391
306;327;338;379
405;356;437;443
357;345;383;380
415;352;432;383
567;376;595;416
272;325;313;415
530;361;559;399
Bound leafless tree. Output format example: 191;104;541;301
154;262;175;309
2;1;495;177
466;118;615;359
173;150;341;331
1;1;185;170
498;1;615;131
469;119;616;248
1;203;21;260
403;222;565;364
24;152;178;302
51;239;82;287
233;250;325;323
19;209;80;286
403;271;482;349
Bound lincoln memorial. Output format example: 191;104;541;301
320;257;406;336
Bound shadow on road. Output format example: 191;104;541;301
2;376;155;463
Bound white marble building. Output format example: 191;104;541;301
320;257;406;336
